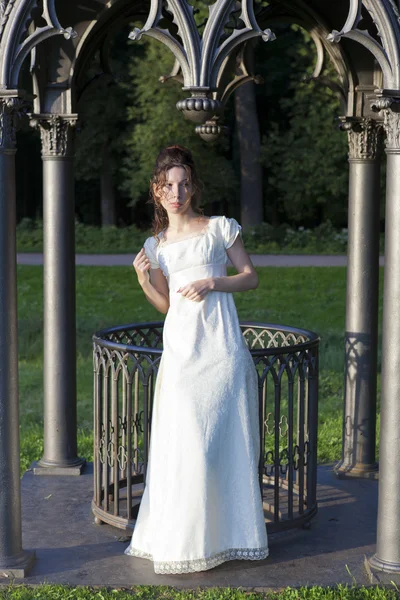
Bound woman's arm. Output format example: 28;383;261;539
212;235;258;292
142;269;170;314
177;235;258;302
133;248;170;314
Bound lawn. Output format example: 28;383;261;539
17;265;384;474
0;584;399;599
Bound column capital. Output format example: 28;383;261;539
30;114;78;158
339;117;384;161
0;94;27;153
370;96;400;153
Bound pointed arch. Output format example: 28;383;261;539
0;0;77;88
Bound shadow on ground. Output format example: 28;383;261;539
6;464;378;589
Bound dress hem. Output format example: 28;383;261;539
124;545;269;574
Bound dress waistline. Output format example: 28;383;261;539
168;263;227;294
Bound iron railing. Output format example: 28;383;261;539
92;322;319;533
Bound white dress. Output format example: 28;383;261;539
125;215;269;574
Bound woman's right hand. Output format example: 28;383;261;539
133;248;151;286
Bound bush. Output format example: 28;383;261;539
242;220;349;254
17;218;384;255
17;219;151;254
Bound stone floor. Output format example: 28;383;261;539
1;463;382;589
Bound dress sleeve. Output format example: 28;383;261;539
143;236;160;269
221;216;243;249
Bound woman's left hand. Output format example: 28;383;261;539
177;278;214;302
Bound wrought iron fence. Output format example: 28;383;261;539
92;321;319;533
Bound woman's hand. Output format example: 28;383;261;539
133;248;151;287
177;278;214;302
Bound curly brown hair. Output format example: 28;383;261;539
148;145;203;240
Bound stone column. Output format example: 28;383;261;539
0;93;35;576
335;118;382;479
30;114;85;475
369;98;400;575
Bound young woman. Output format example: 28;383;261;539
125;145;268;574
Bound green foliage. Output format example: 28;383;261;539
18;218;386;255
1;584;400;599
242;221;350;254
258;26;348;226
75;75;126;182
16;219;149;254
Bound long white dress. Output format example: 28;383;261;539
124;215;269;574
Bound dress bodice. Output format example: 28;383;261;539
143;215;242;280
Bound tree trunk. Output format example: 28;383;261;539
100;143;117;226
235;78;263;228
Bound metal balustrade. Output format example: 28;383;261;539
92;322;319;533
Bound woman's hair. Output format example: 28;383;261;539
148;145;203;239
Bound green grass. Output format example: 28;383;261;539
1;584;399;599
17;266;384;475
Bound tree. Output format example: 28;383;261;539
257;25;348;227
75;75;125;225
234;43;263;228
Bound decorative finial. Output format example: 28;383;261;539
327;30;341;43
262;29;276;42
62;27;78;40
128;28;143;42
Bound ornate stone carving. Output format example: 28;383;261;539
382;108;400;151
128;0;275;90
371;97;394;111
0;0;16;42
387;0;400;27
30;115;78;157
195;120;227;142
340;117;384;160
327;1;392;88
0;95;25;152
370;96;400;152
176;94;221;124
327;0;361;42
128;0;275;130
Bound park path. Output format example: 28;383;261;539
17;253;385;267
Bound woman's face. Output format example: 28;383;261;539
158;166;193;214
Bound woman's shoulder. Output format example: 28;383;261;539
209;215;242;248
209;215;241;229
209;214;240;222
144;233;163;253
144;234;156;246
209;215;229;225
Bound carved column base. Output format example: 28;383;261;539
0;549;36;578
334;460;379;479
33;457;86;476
366;554;400;584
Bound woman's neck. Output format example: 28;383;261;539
167;212;201;233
